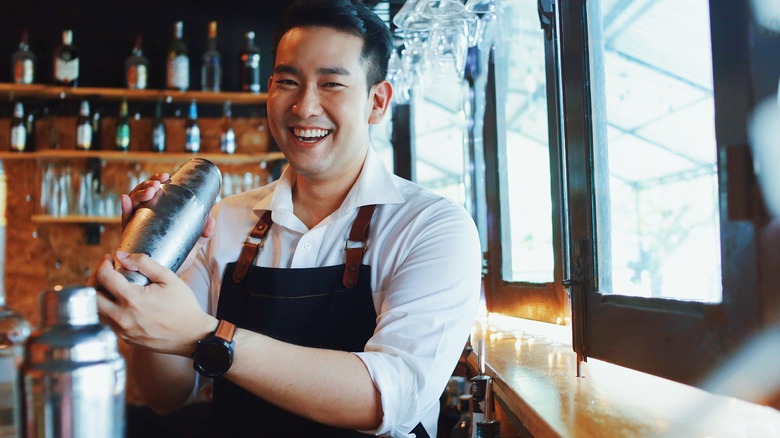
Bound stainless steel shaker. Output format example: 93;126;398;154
115;157;222;285
23;285;126;438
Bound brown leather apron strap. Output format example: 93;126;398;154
343;204;377;289
232;210;273;283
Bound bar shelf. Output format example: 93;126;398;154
0;83;267;106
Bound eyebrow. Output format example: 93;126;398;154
273;64;352;77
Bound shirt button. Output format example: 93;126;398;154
304;242;312;250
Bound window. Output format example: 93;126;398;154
471;0;773;385
483;0;568;322
589;0;721;302
561;0;765;384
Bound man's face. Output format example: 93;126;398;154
267;26;389;184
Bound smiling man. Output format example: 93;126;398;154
94;1;481;437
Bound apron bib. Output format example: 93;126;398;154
213;206;429;437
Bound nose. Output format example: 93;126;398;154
292;85;323;118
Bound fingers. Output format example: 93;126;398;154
202;215;216;239
123;173;170;229
114;251;178;286
120;194;133;229
93;253;137;304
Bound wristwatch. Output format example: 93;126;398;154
193;320;236;378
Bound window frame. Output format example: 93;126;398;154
562;0;766;384
482;0;569;324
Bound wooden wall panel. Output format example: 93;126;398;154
1;114;275;405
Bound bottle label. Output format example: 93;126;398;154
167;55;189;90
77;123;93;150
185;125;200;152
152;124;166;152
241;54;261;92
10;126;26;152
127;65;147;90
220;130;236;154
13;60;34;84
55;58;79;83
115;125;130;150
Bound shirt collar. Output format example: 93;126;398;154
252;145;405;221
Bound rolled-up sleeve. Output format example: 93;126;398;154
355;201;482;437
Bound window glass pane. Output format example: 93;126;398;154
414;75;469;205
588;0;722;301
499;0;554;283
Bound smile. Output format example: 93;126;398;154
292;128;332;143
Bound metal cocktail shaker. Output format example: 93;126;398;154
23;285;126;438
115;158;222;285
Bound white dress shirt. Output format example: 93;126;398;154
181;146;482;437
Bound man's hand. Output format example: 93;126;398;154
120;172;216;274
95;251;217;357
121;172;170;229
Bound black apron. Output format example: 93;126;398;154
213;206;429;438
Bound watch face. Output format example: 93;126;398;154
195;340;232;377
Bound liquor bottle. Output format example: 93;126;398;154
184;100;200;153
11;30;35;84
451;395;473;438
474;377;499;438
167;21;189;91
0;161;32;437
25;112;35;152
220;100;236;154
115;99;130;151
151;99;166;153
470;375;490;438
9;102;27;152
474;420;500;438
76;100;93;150
91;110;102;150
201;21;221;92
239;31;261;93
125;34;149;90
53;29;79;87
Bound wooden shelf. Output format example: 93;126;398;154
0;83;267;105
0;150;286;165
31;214;121;224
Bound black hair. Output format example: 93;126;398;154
272;0;393;90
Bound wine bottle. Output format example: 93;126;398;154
151;99;166;153
184;100;200;153
220;100;236;154
125;34;149;90
167;21;189;91
25;112;35;152
115;99;130;151
76;100;92;150
239;31;261;93
9;102;27;152
11;30;35;84
0;162;32;438
91;111;102;150
53;30;79;87
201;21;221;92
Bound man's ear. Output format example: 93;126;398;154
267;75;274;91
368;80;393;125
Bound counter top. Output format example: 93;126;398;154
468;315;780;437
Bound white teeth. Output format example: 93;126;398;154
293;128;330;139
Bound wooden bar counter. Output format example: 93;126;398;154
467;315;780;437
